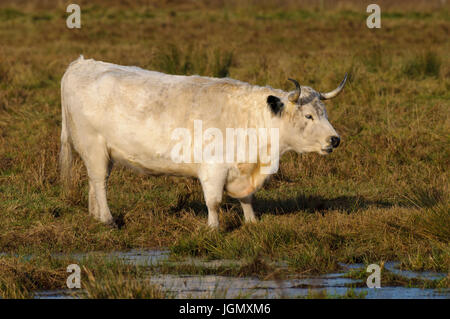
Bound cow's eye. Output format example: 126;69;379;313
305;115;313;120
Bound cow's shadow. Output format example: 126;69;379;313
170;193;396;218
117;186;438;229
251;195;394;217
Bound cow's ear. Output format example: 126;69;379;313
267;95;284;116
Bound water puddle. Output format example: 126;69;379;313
59;249;171;266
33;289;78;299
0;249;170;265
148;274;449;299
2;249;446;299
383;261;446;281
148;260;449;299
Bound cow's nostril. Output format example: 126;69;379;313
330;136;340;148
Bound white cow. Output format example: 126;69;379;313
60;56;347;228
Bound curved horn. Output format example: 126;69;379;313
319;73;348;100
288;78;301;103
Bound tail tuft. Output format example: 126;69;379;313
60;137;73;192
60;84;73;193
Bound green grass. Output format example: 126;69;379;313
403;51;442;79
301;289;368;299
153;253;285;280
344;266;450;289
154;44;234;77
0;7;25;21
0;253;167;298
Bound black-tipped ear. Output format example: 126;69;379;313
267;95;284;116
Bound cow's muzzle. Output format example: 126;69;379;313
322;136;340;154
330;136;340;148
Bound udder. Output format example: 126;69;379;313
226;175;256;198
225;163;269;199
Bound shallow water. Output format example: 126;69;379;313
148;274;449;299
33;289;78;299
16;249;448;299
62;249;171;266
383;261;446;281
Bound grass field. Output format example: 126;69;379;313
0;0;449;298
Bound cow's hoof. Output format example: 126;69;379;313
101;217;117;228
109;221;118;229
207;222;219;230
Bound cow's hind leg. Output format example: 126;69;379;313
199;166;227;229
88;161;114;225
239;195;257;223
80;138;115;226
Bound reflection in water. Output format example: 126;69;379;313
149;274;449;299
25;250;449;299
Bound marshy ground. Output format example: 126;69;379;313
0;0;449;298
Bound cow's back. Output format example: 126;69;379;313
62;57;250;125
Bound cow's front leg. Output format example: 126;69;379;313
239;195;257;223
199;166;227;229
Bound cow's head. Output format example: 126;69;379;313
267;74;347;155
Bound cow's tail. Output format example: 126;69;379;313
59;77;73;193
